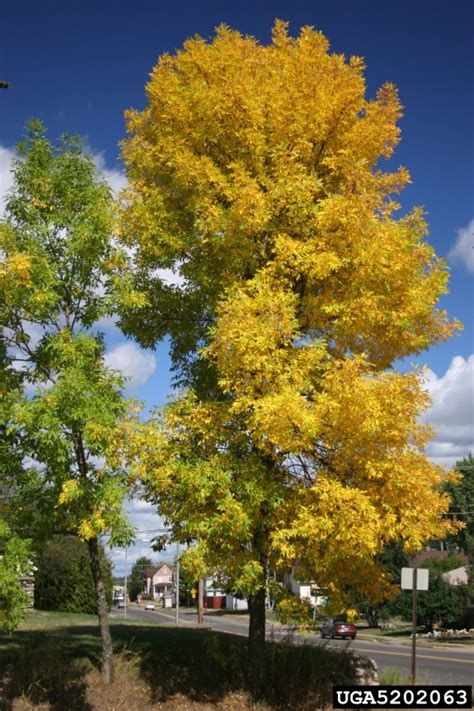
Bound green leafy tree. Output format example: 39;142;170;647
35;535;112;613
0;519;32;632
128;556;152;601
1;341;57;546
0;343;40;633
0;121;141;683
442;454;474;555
390;555;466;630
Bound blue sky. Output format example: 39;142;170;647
1;0;473;570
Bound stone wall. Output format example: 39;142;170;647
351;655;378;685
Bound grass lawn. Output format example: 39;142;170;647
0;610;359;710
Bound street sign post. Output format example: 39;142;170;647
401;567;429;591
401;567;429;685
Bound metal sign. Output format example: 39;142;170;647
400;567;430;684
401;567;429;591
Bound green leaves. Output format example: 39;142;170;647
0;519;32;632
34;535;113;614
1;122;138;556
1;120;125;336
442;454;474;554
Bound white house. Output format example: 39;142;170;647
281;566;327;607
145;563;173;600
442;566;469;586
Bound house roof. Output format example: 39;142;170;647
145;562;172;578
409;550;469;568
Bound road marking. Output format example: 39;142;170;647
354;647;474;665
139;609;198;625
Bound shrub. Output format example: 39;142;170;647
34;535;112;614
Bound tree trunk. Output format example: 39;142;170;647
248;585;266;691
198;576;204;624
366;608;379;628
88;536;114;684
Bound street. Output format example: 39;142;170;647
111;605;474;686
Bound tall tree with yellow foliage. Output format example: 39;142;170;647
119;22;460;666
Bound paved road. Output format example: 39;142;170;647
111;605;474;686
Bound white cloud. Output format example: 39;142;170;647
156;267;186;288
104;341;156;391
93;314;121;337
0;145;14;218
422;355;474;467
125;498;166;532
448;219;474;273
104;498;175;572
91;152;127;195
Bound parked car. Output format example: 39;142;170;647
320;617;357;640
144;602;155;610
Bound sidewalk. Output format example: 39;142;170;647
356;630;474;651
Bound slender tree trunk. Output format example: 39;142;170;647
248;585;266;691
198;576;204;624
88;536;114;684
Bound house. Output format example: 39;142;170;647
442;566;469;586
145;563;173;600
280;566;327;607
225;594;248;611
203;576;226;609
410;549;473;625
410;550;469;568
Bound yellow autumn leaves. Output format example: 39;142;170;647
116;21;463;604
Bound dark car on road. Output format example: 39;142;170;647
320;616;357;640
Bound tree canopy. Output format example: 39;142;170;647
0;518;31;632
121;22;459;626
0;121;139;680
120;21;457;376
442;454;474;555
34;535;113;614
391;554;467;630
128;555;152;601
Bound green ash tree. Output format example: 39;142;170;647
0;121;143;682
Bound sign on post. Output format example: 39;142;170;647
401;567;429;590
401;567;429;685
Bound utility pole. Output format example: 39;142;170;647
198;577;204;624
175;541;180;625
